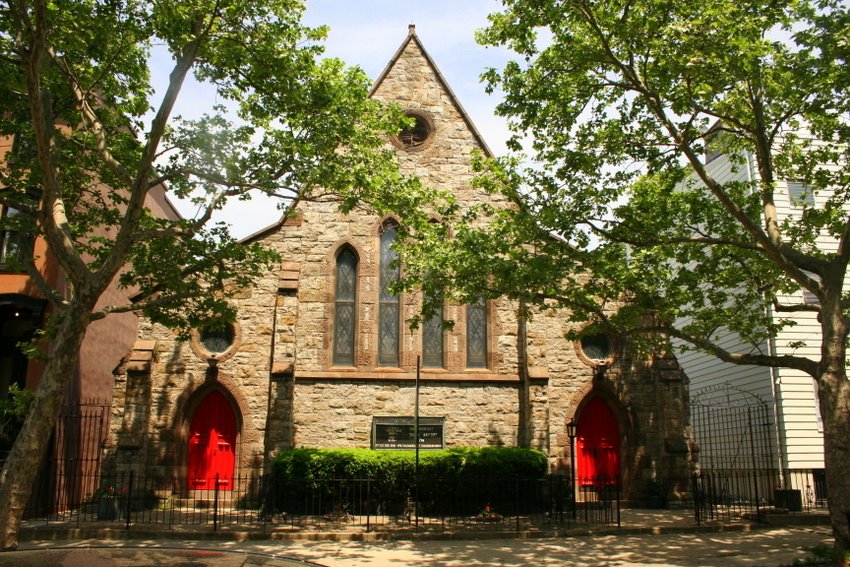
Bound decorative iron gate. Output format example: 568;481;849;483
690;383;778;523
27;401;111;517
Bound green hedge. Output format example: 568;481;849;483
271;446;548;483
268;447;549;516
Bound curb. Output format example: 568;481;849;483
18;520;777;544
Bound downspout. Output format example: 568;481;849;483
517;300;530;448
264;286;280;472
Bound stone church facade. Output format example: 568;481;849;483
108;27;694;506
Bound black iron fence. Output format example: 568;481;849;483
692;468;828;524
23;469;621;533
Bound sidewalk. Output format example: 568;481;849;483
4;508;836;566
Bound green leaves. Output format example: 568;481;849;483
392;0;850;367
0;0;416;335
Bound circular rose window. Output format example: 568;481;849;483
576;333;615;366
200;325;235;354
191;322;241;364
392;110;434;151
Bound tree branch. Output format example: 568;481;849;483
634;324;819;376
95;10;217;287
46;48;133;186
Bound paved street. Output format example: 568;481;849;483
0;525;834;566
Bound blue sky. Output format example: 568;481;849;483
156;0;514;238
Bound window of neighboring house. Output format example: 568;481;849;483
0;206;30;271
378;223;400;366
0;311;34;399
333;247;357;366
422;291;444;369
812;378;823;432
466;298;488;368
801;270;820;305
787;181;814;208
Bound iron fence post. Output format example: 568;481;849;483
214;472;220;531
616;477;621;527
515;478;520;532
692;473;701;525
748;407;761;518
169;477;174;530
262;471;269;531
125;470;134;531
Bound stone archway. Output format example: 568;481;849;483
576;396;621;486
563;380;635;500
186;389;237;491
172;371;257;488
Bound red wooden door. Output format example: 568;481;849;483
187;390;236;490
576;397;620;486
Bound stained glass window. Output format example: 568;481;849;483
378;224;400;366
200;324;235;354
580;334;612;361
466;299;487;368
422;293;444;368
333;247;357;365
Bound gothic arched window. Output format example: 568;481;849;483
333;247;357;366
422;291;444;368
466;298;488;368
378;223;400;366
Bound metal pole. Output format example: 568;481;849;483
568;426;577;520
214;472;220;531
125;470;134;531
414;355;420;528
415;355;420;476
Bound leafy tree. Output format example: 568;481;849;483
395;0;850;550
0;0;419;549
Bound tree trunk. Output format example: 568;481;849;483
820;367;850;552
0;304;89;550
818;288;850;554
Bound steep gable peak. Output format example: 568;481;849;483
370;25;493;157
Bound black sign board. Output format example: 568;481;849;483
372;417;444;450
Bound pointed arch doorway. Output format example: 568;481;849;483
576;396;620;486
187;390;237;491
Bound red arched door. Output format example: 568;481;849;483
576;396;620;486
187;390;237;491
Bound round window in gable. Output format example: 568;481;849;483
577;333;614;366
190;321;241;364
201;325;234;354
392;110;434;151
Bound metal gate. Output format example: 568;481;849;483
690;383;778;523
27;401;111;517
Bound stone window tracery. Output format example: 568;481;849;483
333;246;358;366
466;298;488;368
378;222;400;366
422;291;444;368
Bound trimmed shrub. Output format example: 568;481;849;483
269;447;548;516
272;446;546;482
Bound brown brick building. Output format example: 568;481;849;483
109;27;694;506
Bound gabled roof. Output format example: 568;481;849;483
245;25;496;243
370;24;495;158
